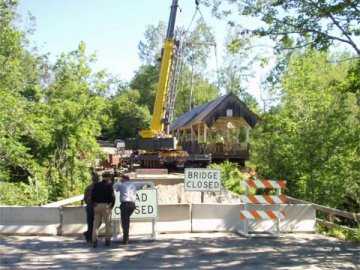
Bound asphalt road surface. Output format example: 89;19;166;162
0;233;359;269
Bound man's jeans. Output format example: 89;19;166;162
85;204;94;242
120;201;136;242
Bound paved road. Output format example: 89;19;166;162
0;233;359;269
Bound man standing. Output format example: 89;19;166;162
91;171;115;247
83;169;98;242
114;175;148;244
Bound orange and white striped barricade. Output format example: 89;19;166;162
239;179;286;237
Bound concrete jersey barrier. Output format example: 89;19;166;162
0;203;315;236
0;206;60;235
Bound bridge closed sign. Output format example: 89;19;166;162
112;188;158;219
184;168;221;192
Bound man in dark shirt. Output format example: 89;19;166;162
91;172;115;247
83;169;98;242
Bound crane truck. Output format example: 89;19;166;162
126;0;211;169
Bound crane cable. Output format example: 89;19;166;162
184;1;221;109
195;3;221;91
183;0;203;111
185;0;201;35
174;1;200;114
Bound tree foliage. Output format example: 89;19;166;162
138;21;167;65
218;29;262;112
103;90;151;140
251;51;360;211
129;64;159;113
138;20;216;72
204;0;360;97
209;161;246;195
182;20;217;74
204;0;360;55
44;42;107;199
0;2;107;204
175;66;219;117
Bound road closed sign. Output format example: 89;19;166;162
112;188;158;219
184;168;221;192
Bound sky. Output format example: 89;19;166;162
17;0;273;100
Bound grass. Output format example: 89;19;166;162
317;223;360;243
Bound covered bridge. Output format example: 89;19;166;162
170;93;258;165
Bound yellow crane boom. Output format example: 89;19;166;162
139;39;175;138
139;0;178;139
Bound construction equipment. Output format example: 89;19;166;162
126;0;212;169
126;0;191;168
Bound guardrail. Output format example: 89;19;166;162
42;195;84;207
287;196;359;232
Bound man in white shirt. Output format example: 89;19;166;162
114;175;149;244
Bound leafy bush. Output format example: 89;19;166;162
0;181;48;206
209;161;246;194
317;223;360;243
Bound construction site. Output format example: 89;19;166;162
1;0;360;269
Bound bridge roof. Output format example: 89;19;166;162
170;93;258;131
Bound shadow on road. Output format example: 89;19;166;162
0;233;359;269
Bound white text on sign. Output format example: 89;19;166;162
184;168;221;192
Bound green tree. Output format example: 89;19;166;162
175;67;219;117
183;20;217;74
218;29;262;112
138;21;167;65
0;0;50;204
43;42;107;200
205;0;360;55
251;51;360;211
105;89;151;139
129;64;159;112
204;0;360;98
138;20;216;72
0;1;52;205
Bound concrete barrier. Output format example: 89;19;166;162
157;204;191;233
60;204;191;235
61;206;87;235
281;204;315;232
191;204;243;232
238;203;315;232
191;203;315;233
0;206;60;235
0;203;315;236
